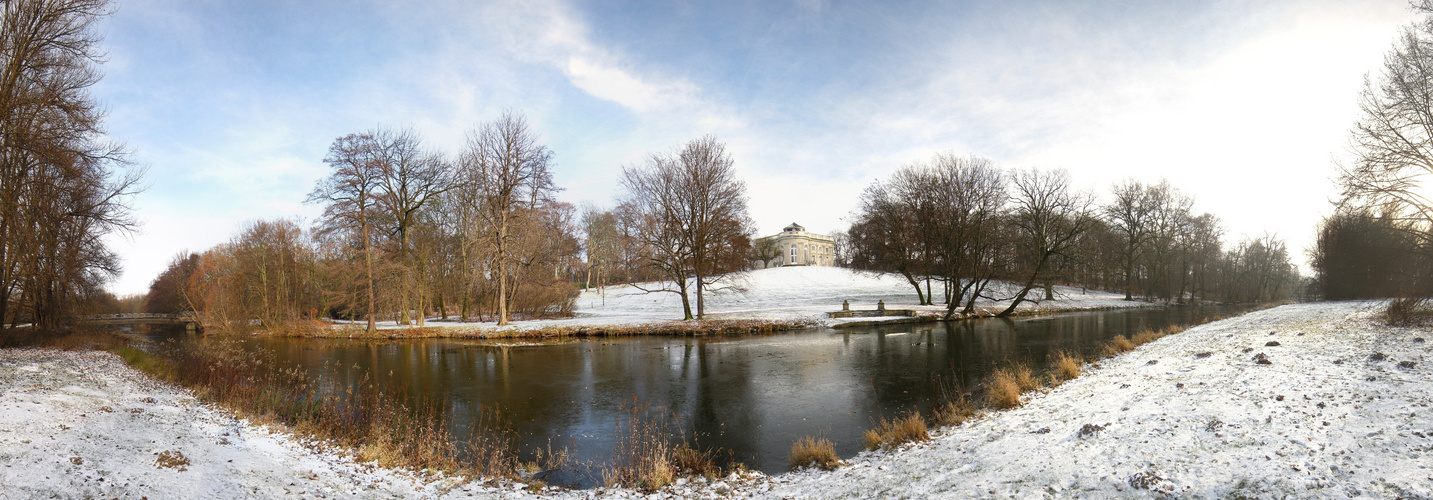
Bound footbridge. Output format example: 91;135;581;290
81;313;199;331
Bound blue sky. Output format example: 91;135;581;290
97;0;1419;295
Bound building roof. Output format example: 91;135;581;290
783;222;805;232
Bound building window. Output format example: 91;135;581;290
790;244;797;264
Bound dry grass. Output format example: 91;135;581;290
986;368;1024;409
788;436;841;471
603;399;736;491
1009;364;1038;391
1112;335;1136;351
1052;351;1082;381
931;372;976;427
863;412;929;450
1131;329;1161;346
933;396;976;426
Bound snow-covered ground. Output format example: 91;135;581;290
750;301;1433;498
6;301;1427;498
398;266;1137;333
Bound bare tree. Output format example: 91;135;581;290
847;180;932;304
369;128;450;326
459;111;557;326
307;133;382;333
618;135;753;320
1;0;140;329
996;168;1095;316
580;205;622;294
1104;179;1155;300
926;154;1007;317
1336;6;1433;297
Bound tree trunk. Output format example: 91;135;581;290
363;219;376;334
901;271;926;306
695;272;705;319
497;212;510;326
679;280;694;320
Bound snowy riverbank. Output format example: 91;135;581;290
0;348;534;498
4;301;1427;498
749;301;1433;498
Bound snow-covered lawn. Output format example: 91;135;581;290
395;266;1138;333
5;301;1427;498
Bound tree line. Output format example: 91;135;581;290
148;113;581;332
843;153;1298;319
1315;1;1433;300
150;130;1302;329
145;116;759;330
0;0;142;330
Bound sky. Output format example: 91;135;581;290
94;0;1422;296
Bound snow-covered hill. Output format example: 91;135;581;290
573;266;1134;325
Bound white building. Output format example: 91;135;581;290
757;223;836;267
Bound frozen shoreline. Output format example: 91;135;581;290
4;301;1428;498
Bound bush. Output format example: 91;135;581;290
1387;297;1431;326
789;436;840;471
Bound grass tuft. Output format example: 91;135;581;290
788;436;841;471
986;368;1025;409
1131;329;1160;346
863;412;929;450
1052;351;1082;381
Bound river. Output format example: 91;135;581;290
148;304;1255;487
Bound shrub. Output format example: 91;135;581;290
1387;297;1431;326
789;436;840;471
863;412;929;450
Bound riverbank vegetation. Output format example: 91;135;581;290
113;338;523;479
